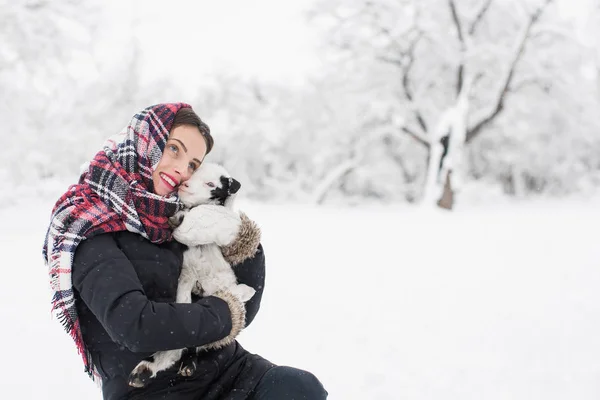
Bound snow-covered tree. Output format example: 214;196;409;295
309;0;599;208
0;1;148;191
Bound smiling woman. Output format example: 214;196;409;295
152;109;214;196
42;103;328;400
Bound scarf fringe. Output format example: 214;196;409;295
52;299;99;381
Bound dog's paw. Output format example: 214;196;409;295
169;211;186;229
191;281;204;297
178;358;197;377
128;361;155;388
230;283;256;303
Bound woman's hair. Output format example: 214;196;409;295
172;108;214;154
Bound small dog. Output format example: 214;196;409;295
128;162;256;388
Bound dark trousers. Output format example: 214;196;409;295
247;366;328;400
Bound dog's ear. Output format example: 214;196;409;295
221;176;241;195
229;178;241;195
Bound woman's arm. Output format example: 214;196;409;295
233;243;266;327
72;233;243;353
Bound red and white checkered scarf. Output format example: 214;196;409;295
42;103;190;380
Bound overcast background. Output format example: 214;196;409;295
2;0;599;208
2;1;600;399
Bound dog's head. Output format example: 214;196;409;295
177;162;240;209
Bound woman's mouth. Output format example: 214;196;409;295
160;173;178;191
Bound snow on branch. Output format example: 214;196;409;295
311;158;360;204
466;0;554;143
310;125;391;204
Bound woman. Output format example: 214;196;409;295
43;103;327;400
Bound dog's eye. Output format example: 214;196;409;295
206;182;215;188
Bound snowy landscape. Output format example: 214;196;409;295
2;0;600;398
1;195;600;399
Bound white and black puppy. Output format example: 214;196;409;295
128;162;257;388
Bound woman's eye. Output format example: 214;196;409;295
189;162;198;172
207;182;215;188
169;144;178;153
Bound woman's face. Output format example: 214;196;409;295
152;124;208;196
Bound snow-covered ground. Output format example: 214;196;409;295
1;196;599;399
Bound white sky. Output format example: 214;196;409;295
93;0;594;88
115;0;322;86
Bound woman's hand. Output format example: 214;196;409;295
199;288;247;351
172;205;241;247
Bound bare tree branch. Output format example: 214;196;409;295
510;77;550;93
466;0;554;143
376;55;404;66
401;126;430;148
448;0;466;96
309;1;374;52
25;2;47;10
401;35;429;133
250;81;268;105
375;27;429;135
375;24;407;54
448;0;465;43
468;0;494;35
383;136;418;183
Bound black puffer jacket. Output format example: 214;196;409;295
72;231;274;400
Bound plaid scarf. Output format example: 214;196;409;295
42;103;190;380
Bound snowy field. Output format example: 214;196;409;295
1;195;599;399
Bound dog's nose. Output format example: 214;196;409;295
229;178;241;194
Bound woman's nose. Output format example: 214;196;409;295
174;163;191;182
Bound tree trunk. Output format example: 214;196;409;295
436;170;454;210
